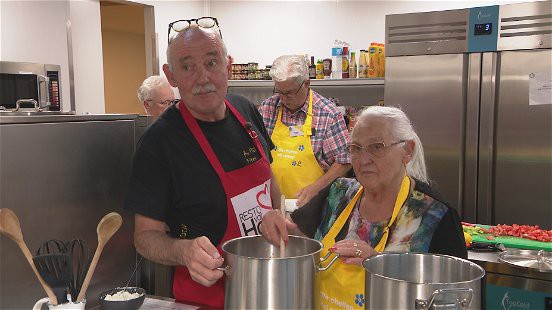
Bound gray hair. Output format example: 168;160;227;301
354;106;428;183
137;75;171;102
269;55;309;86
166;26;228;72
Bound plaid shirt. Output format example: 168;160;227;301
259;90;351;170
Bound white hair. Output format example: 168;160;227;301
354;106;428;183
269;55;309;86
137;75;171;102
166;26;228;72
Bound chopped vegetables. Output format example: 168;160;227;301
463;231;472;246
462;222;552;242
486;224;552;242
462;225;486;236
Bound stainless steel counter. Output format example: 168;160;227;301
0;113;137;124
0;114;140;309
469;251;551;283
468;250;552;309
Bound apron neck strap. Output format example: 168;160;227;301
178;100;267;179
276;89;314;136
373;175;411;252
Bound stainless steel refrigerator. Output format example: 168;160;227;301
385;1;551;229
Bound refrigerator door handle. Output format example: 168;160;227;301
464;53;482;223
477;52;499;225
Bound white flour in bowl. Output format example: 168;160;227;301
104;290;142;301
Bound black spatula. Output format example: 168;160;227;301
33;253;73;304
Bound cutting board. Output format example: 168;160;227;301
470;224;552;251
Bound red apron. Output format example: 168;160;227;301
173;100;272;307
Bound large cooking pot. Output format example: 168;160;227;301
362;253;485;309
220;235;337;309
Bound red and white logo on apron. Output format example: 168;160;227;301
230;180;271;236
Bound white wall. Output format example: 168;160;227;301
69;0;105;114
1;0;71;111
1;0;531;114
0;0;105;114
134;0;524;73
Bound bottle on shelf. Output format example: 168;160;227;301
342;46;349;79
349;51;357;78
309;56;316;79
377;43;385;77
323;58;332;79
331;41;342;79
316;59;324;79
368;42;379;78
358;50;368;78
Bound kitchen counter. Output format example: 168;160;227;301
468;250;551;308
0;113;139;309
90;295;214;310
468;250;551;282
0;113;138;124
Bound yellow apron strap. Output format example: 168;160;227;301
276;102;284;123
373;175;411;252
323;187;363;243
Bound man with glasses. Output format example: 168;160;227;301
124;18;280;307
137;75;175;116
259;55;351;207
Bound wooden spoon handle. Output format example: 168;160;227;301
76;244;103;302
16;240;58;305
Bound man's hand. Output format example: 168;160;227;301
134;215;225;287
295;183;321;207
179;236;224;287
260;210;297;246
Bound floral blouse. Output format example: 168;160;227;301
312;178;467;257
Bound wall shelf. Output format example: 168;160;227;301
228;78;384;107
228;78;384;87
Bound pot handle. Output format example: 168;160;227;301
415;288;474;310
318;252;340;271
216;265;229;275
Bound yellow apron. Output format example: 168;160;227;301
318;176;411;309
270;90;325;198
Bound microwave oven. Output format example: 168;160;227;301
0;61;62;111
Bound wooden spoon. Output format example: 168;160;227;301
76;212;123;302
0;208;58;305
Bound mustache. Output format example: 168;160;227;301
192;83;216;95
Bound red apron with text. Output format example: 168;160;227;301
173;100;272;307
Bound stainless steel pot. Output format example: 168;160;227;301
362;253;485;310
220;235;337;309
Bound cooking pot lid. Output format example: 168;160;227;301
498;249;552;273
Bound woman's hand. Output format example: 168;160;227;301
330;239;378;265
260;210;297;246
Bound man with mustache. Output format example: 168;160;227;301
124;18;280;307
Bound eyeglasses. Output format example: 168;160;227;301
273;80;306;98
348;140;406;158
147;99;174;107
168;17;222;44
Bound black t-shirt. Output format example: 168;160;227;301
124;94;274;246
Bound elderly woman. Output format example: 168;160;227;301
260;106;467;310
